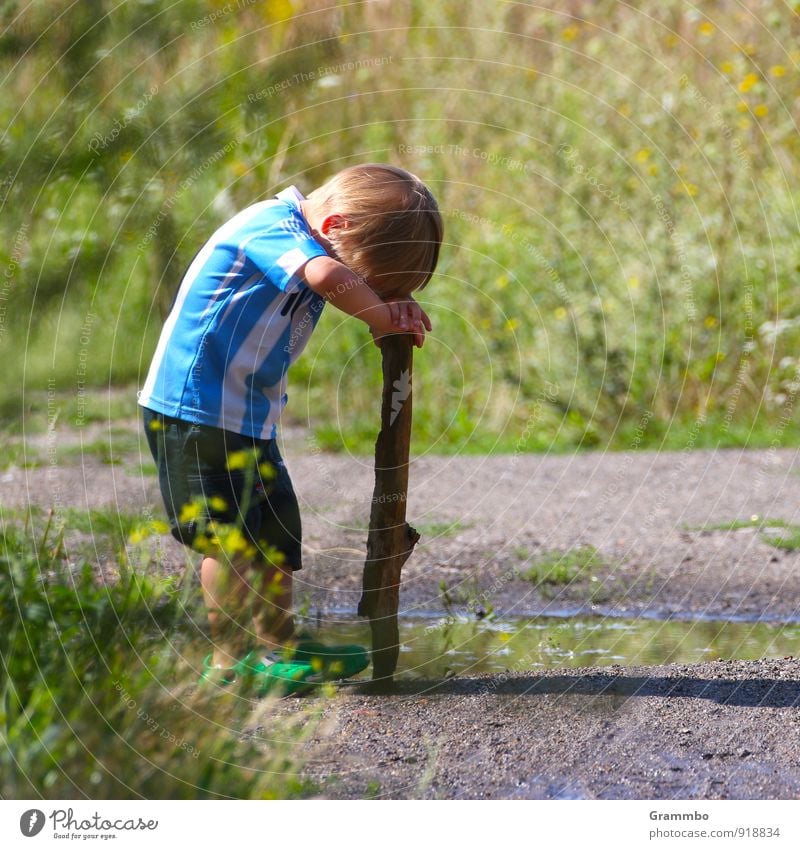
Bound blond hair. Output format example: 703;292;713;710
307;163;443;297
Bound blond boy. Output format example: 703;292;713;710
140;164;442;693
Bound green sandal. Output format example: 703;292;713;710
199;651;322;697
288;638;371;681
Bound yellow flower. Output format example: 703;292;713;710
680;181;699;197
769;65;787;77
738;72;759;92
495;274;509;289
754;103;769;117
648;164;659;176
505;318;520;332
554;307;567;320
635;148;651;163
736;100;749;112
561;26;579;42
148;419;163;431
628;276;640;290
211;525;253;559
179;502;201;524
737;117;751;130
698;21;715;37
208;496;228;513
258;462;276;480
704;315;718;329
719;61;734;74
150;520;169;535
738;42;756;57
231;160;248;178
226;449;254;470
128;528;149;545
617;103;632;117
716;351;726;361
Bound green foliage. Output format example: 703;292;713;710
2;1;799;455
521;545;602;589
0;520;315;798
696;516;800;551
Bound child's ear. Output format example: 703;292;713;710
319;213;348;235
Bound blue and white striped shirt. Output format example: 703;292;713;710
139;187;329;439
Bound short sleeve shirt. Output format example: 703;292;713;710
138;187;329;439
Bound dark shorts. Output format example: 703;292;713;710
142;408;303;570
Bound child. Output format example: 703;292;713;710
139;163;443;694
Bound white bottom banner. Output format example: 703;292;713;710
1;800;797;847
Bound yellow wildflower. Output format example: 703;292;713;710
128;527;149;545
719;61;734;74
148;418;163;431
635;148;651;163
208;496;228;513
736;100;749;112
704;316;718;329
505;318;520;332
226;449;255;470
769;65;787;78
648;164;659;176
628;276;640;290
698;21;715;37
561;26;579;42
754;103;769;117
258;462;276;480
554;307;567;320
179;502;201;524
738;72;759;92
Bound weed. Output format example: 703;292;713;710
415;520;468;538
521;546;602;596
0;521;317;798
692;516;800;551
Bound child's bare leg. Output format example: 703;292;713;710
252;560;295;651
201;555;254;667
201;555;294;667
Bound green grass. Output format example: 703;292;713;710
695;516;800;551
60;433;143;465
415;519;468;537
0;519;318;798
1;1;799;456
521;545;603;588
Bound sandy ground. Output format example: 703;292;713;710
4;424;800;798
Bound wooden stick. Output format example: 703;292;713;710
358;334;419;685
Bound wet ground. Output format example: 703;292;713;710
4;422;800;798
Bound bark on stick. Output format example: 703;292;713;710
358;334;419;684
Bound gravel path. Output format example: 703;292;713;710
287;659;800;800
8;426;800;621
4;426;800;798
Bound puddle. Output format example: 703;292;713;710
303;614;800;679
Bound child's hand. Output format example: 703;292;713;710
382;296;432;348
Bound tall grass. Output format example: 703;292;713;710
1;0;798;452
0;517;316;798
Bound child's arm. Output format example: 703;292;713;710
302;255;427;347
